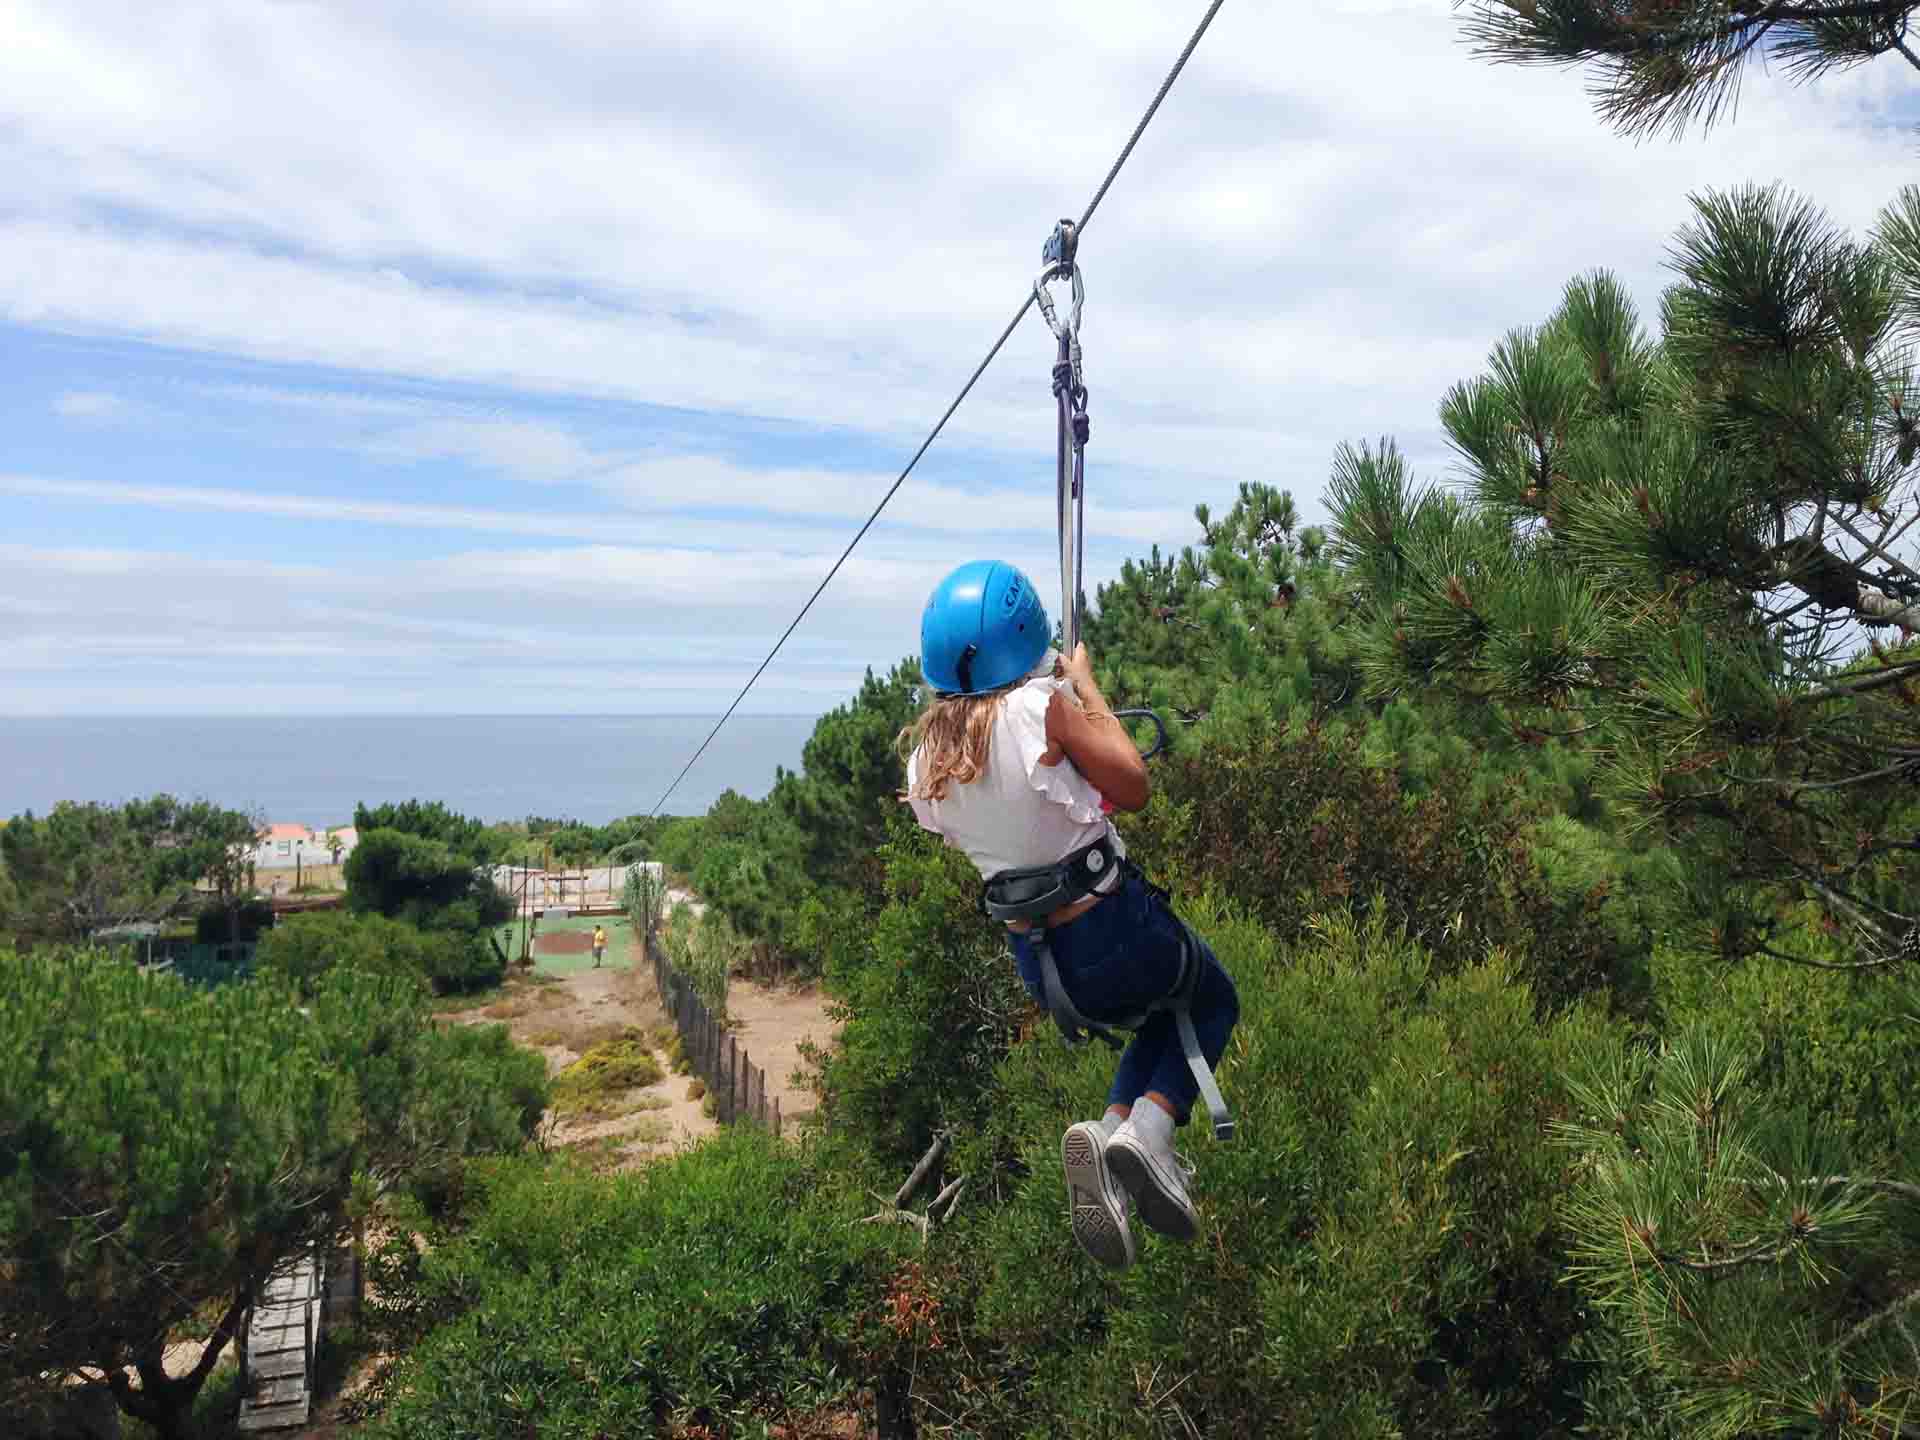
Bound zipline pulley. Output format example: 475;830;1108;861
1036;220;1089;662
1037;220;1166;765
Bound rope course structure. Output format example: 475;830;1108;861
649;0;1228;817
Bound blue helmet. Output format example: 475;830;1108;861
920;560;1050;695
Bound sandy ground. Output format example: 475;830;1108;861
725;973;834;1130
451;928;834;1169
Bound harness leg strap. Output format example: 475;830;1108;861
1168;919;1235;1142
1034;930;1126;1053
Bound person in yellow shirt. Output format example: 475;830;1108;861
591;924;608;968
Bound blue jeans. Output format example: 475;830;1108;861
1007;869;1238;1126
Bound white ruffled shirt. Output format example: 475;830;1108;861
905;655;1124;882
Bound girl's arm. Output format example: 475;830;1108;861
1044;644;1149;812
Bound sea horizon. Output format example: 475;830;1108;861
0;713;824;825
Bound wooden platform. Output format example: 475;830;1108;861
236;1252;321;1432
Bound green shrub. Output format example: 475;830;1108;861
661;903;741;1016
363;1133;896;1439
345;826;511;933
0;947;542;1436
811;818;1029;1167
549;1034;665;1118
910;903;1615;1439
257;910;502;997
1650;922;1920;1171
622;863;665;939
1124;720;1647;1013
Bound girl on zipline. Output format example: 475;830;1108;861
901;558;1238;1270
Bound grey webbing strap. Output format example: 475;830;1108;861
1035;929;1126;1053
1170;918;1234;1141
1033;913;1235;1143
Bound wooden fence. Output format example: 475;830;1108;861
647;936;781;1137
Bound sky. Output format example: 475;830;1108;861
1;0;1913;717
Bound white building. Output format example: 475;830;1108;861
252;823;358;872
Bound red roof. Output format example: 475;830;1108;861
261;823;311;841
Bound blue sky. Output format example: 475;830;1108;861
2;1;1914;716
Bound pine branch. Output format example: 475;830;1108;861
1722;757;1920;792
894;1128;953;1210
1763;1174;1920;1204
1797;658;1920;703
1658;1233;1807;1274
1830;1284;1920;1359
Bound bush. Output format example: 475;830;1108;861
0;947;542;1437
1124;720;1647;1013
812;818;1029;1167
1650;920;1920;1171
362;1133;896;1439
345;827;511;933
549;1034;665;1118
622;863;665;940
660;903;741;1016
257;910;503;997
910;904;1614;1438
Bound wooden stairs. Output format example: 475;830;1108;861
235;1251;321;1432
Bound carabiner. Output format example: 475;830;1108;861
1034;219;1084;344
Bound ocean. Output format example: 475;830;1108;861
0;715;819;826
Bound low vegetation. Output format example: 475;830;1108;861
549;1032;667;1118
0;946;545;1439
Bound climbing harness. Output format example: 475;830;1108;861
983;834;1234;1141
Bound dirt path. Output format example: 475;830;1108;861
724;974;834;1129
447;932;836;1171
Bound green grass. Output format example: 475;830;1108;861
493;912;642;977
536;913;635;935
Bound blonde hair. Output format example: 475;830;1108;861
900;688;1010;803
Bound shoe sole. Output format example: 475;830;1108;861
1062;1124;1134;1269
1106;1137;1199;1242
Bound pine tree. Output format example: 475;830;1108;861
1329;182;1920;1433
1333;182;1920;970
0;797;260;948
0;948;544;1438
1457;0;1920;138
1081;480;1362;743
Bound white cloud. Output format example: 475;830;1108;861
0;0;1912;715
0;537;914;716
3;4;1907;476
52;389;121;419
0;471;1194;556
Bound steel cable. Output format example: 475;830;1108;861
650;0;1228;816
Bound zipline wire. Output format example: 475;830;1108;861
649;0;1228;818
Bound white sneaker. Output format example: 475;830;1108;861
1105;1118;1199;1241
1061;1121;1135;1269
